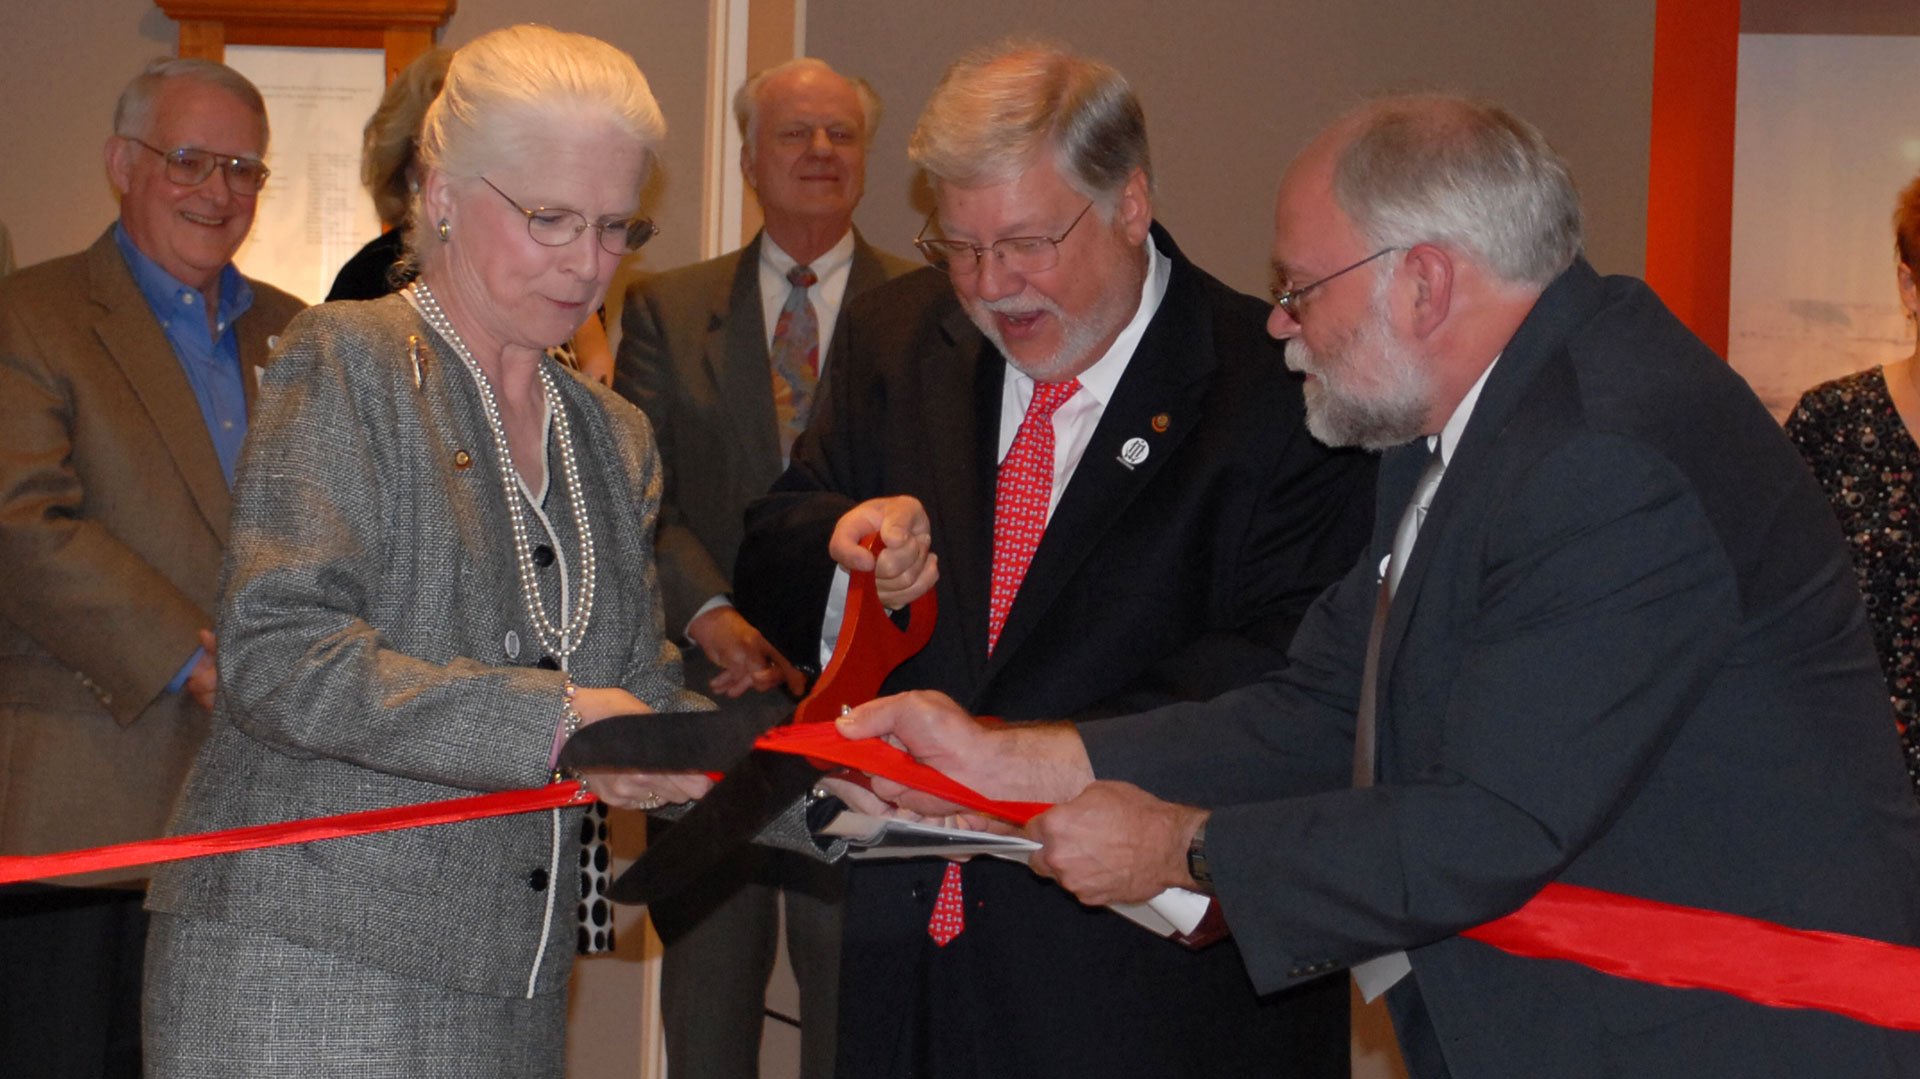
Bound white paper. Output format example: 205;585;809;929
1352;951;1412;1003
224;45;385;305
821;811;1041;860
822;811;1211;938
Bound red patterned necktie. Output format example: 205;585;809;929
986;378;1081;651
928;376;1081;948
769;264;820;460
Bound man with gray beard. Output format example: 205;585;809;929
1284;248;1435;451
838;93;1920;1077
734;39;1374;1079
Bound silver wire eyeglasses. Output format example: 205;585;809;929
126;138;270;195
913;201;1094;275
1270;247;1404;319
480;176;660;256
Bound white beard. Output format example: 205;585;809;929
962;284;1137;383
1285;277;1432;451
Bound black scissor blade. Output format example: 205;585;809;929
607;749;825;905
556;701;788;774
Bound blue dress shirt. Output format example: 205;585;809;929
113;223;254;485
113;223;256;693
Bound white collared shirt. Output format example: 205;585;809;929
994;234;1172;522
758;229;857;376
684;231;863;638
1432;352;1500;468
816;234;1173;665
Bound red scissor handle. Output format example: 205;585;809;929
790;532;937;726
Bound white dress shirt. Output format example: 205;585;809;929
757;228;857;378
687;230;861;639
817;235;1174;666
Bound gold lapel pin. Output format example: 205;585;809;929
1151;413;1171;433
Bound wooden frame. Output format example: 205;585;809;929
156;0;455;82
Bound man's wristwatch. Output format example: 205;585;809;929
1186;819;1213;891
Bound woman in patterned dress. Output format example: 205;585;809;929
1785;171;1920;797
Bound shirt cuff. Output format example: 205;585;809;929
165;646;206;695
683;594;734;645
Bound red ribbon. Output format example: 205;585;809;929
755;722;1051;823
8;722;1920;1032
771;721;1920;1033
0;781;593;886
1462;882;1920;1031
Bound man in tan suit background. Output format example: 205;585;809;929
615;58;916;1079
0;58;302;1077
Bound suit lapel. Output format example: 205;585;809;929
1375;260;1606;686
84;231;233;542
237;300;277;409
846;230;890;298
983;243;1217;672
707;235;782;469
920;306;1003;677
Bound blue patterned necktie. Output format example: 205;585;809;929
770;264;820;460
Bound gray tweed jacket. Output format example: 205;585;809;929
147;293;706;999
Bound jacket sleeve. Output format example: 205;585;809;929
0;288;206;723
1104;436;1745;994
596;386;715;716
213;311;576;792
614;280;732;635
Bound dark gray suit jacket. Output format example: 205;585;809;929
615;229;916;635
737;227;1377;1078
1086;259;1920;1077
0;229;302;885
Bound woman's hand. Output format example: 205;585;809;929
571;686;714;808
584;769;713;810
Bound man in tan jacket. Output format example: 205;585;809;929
0;58;302;1077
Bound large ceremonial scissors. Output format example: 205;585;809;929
558;534;936;903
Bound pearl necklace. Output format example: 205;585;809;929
411;281;596;662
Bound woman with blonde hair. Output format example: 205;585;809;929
143;26;706;1074
326;47;451;301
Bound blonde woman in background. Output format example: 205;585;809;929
326;47;451;302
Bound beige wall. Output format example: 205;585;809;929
806;0;1657;297
0;0;709;277
0;2;1659;294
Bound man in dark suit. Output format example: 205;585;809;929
734;42;1375;1079
842;94;1920;1077
614;58;915;1079
0;59;302;1077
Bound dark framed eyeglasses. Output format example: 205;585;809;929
914;201;1095;275
126;138;270;195
480;176;659;256
1270;247;1404;319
